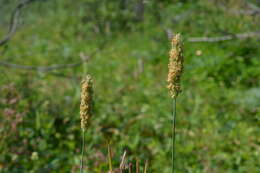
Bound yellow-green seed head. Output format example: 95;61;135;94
167;33;184;98
80;75;93;131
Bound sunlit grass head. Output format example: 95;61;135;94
80;75;93;131
167;33;184;98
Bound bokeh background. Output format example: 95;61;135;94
0;0;259;172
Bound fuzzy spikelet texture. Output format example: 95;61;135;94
167;33;184;98
80;75;93;131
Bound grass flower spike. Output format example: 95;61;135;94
167;33;184;173
80;75;93;173
80;75;93;131
167;33;184;98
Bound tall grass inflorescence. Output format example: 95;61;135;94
167;33;184;173
80;75;93;173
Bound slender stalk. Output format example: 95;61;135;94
144;160;148;173
136;158;140;173
80;130;85;173
119;151;127;172
108;142;113;172
172;98;177;173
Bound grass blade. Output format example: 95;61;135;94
120;151;127;172
107;142;113;172
144;160;148;173
136;158;140;173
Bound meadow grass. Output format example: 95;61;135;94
0;0;259;172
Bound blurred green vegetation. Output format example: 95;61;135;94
0;0;259;172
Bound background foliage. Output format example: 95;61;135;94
0;0;259;172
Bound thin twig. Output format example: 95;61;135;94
188;31;260;42
231;9;260;15
0;40;106;72
0;53;91;72
0;60;84;71
247;2;260;13
166;30;260;43
0;0;36;46
220;1;260;16
80;130;85;173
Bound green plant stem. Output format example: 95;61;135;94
144;160;148;173
172;98;177;173
108;142;113;172
80;129;85;173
